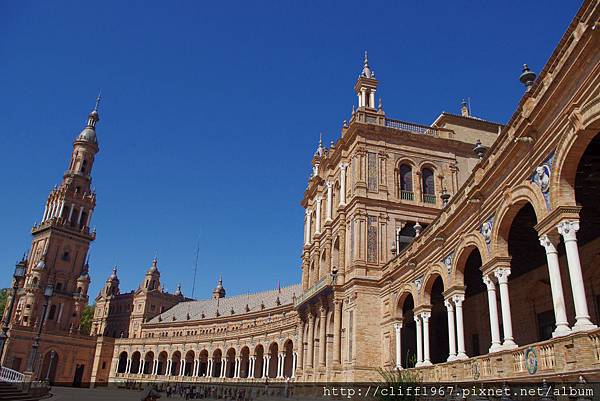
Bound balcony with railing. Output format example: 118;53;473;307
385;118;452;138
422;193;437;204
400;190;414;201
294;275;335;308
31;217;95;239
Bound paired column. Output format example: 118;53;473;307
393;322;402;369
483;275;502;352
315;196;322;234
318;305;327;367
494;269;517;348
444;300;457;361
206;359;212;377
339;163;348;206
292;352;297;378
306;314;315;368
421;312;432;366
452;295;468;358
304;210;311;246
326;181;333;222
557;221;596;331
332;300;342;365
414;315;423;367
539;234;572;336
297;322;305;371
248;356;255;378
264;355;270;378
125;358;132;374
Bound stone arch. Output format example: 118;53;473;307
395;158;418;197
130;351;141;374
184;350;195;376
421;264;449;306
170;351;181;376
239;346;250;378
551;97;600;208
492;183;548;257
393;285;418;319
452;232;489;286
157;351;168;375
117;351;128;373
225;347;236;378
267;342;279;378
143;351;154;374
40;350;59;383
253;344;265;379
283;339;294;378
211;348;223;377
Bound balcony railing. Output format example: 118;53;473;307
422;193;436;204
294;275;334;307
385;118;441;137
0;366;24;383
400;190;414;201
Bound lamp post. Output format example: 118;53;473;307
25;284;54;376
0;259;26;365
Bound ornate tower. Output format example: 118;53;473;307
212;276;225;299
17;97;100;333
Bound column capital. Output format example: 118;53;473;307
494;268;511;283
482;274;496;289
340;162;349;170
393;322;403;331
539;234;560;252
443;299;454;310
315;195;323;203
557;220;580;241
307;313;315;322
305;209;311;216
452;294;465;305
326;181;333;188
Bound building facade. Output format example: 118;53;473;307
3;0;600;387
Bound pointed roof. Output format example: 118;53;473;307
77;93;101;144
360;51;374;79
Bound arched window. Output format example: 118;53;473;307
421;168;436;203
81;159;87;173
399;164;413;200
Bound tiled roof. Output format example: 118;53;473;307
147;283;301;324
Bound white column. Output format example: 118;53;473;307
339;163;348;207
68;203;75;222
414;315;423;367
140;359;145;374
49;201;56;219
326;181;333;222
444;300;457;361
393;322;402;369
179;360;185;376
369;90;375;109
557;221;597;331
166;359;171;375
86;210;93;227
539;234;572;336
262;356;268;378
360;88;366;108
58;200;65;218
207;359;212;377
305;210;311;245
154;359;159;375
77;206;84;225
249;357;255;378
292;352;297;378
315;196;322;234
421;312;432;366
453;294;468;359
192;360;197;377
221;358;226;378
494;269;517;348
126;359;132;374
483;275;502;352
42;203;49;222
265;355;271;378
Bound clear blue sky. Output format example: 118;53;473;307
0;1;581;300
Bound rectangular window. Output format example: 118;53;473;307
348;310;354;361
367;216;377;263
367;152;378;191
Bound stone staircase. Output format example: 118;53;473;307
0;382;46;401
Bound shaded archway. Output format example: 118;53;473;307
117;351;127;374
254;345;264;378
170;351;181;376
198;350;209;377
225;348;236;378
184;350;195;376
461;247;487;357
268;342;278;378
212;349;222;378
397;293;417;368
130;351;141;374
239;346;250;378
40;351;58;384
424;275;449;363
283;340;294;378
143;351;154;374
157;351;168;375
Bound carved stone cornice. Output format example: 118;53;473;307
480;256;512;276
534;205;581;236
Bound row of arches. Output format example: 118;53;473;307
116;340;296;379
392;129;600;368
